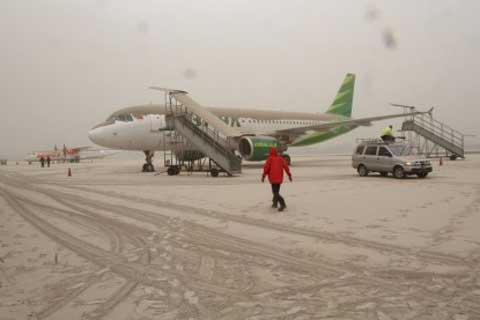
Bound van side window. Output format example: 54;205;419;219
356;145;365;154
378;147;392;157
365;146;377;155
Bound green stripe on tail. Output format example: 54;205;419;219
326;73;355;118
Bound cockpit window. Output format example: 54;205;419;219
107;114;134;122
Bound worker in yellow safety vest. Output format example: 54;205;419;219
381;125;395;143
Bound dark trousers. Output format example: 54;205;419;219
381;135;395;143
271;184;286;208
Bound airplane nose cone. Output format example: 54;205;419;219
88;127;103;146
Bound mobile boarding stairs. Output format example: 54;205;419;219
151;88;242;176
401;112;465;160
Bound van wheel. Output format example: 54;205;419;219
357;165;368;177
417;172;428;178
393;166;405;179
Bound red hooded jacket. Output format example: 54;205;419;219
262;148;291;184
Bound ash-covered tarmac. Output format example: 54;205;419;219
1;155;480;319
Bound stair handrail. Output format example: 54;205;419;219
412;113;464;149
172;113;241;165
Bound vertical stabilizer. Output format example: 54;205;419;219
326;73;355;118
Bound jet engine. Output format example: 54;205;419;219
238;136;280;161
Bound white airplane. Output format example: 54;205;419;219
88;74;428;172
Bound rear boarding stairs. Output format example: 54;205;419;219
401;112;465;160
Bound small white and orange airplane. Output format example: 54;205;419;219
25;144;117;164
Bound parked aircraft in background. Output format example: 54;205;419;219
89;74;428;172
25;144;118;164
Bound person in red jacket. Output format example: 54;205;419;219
261;147;292;211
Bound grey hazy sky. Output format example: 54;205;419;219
2;0;479;159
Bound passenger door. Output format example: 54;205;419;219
363;146;379;171
150;114;166;132
377;146;394;172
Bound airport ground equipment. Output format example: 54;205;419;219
153;88;242;177
400;112;465;160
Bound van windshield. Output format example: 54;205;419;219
388;144;412;156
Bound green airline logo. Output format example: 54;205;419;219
220;116;241;127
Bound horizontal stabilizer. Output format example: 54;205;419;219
149;87;188;95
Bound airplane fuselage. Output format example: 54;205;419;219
88;105;346;151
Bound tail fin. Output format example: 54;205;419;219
326;73;355;118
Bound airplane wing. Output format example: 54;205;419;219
273;109;432;136
79;150;120;160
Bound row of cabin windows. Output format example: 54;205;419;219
109;114;317;126
241;119;317;125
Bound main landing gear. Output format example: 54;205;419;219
142;150;155;172
281;154;291;166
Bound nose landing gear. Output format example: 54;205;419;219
142;150;155;172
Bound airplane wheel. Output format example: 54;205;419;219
174;166;181;175
210;168;219;177
142;163;149;172
167;167;176;176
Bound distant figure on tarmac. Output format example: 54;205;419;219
40;156;45;168
261;147;292;212
46;156;51;167
381;125;395;143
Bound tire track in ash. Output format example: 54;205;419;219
45;179;480;317
23;178;480;318
31;180;342;305
0;187;251;317
0;187;177;319
0;177;128;319
4;174;340;278
82;280;139;320
0;188;148;319
59;183;469;269
1;174;353;318
20;200;154;320
3;172;477;313
43;185;341;276
7;175;477;296
0;191;274;318
35;272;104;320
0;188;214;318
9;172;467;273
